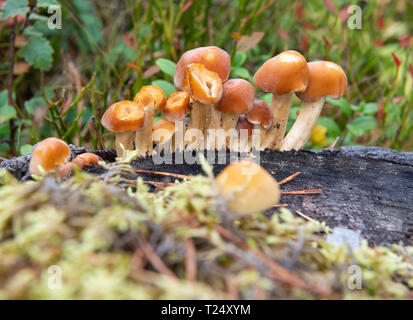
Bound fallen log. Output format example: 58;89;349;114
1;146;412;246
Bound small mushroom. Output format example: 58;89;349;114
182;63;223;150
281;61;347;151
246;100;273;150
215;79;255;150
174;47;230;149
133;85;166;157
29;137;71;176
215;160;280;215
153;119;176;152
235;115;254;152
253;50;309;149
59;153;102;179
163;91;190;151
101;101;145;157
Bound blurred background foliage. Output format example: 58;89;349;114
0;0;412;157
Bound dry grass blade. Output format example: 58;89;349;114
214;225;332;297
185;238;197;282
137;234;177;279
273;203;288;208
135;169;190;180
295;210;318;224
278;171;302;185
281;189;323;195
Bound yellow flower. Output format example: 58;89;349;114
311;125;328;146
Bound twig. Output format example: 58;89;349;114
92;117;105;150
137;233;177;279
295;210;318;224
281;189;323;195
142;180;176;189
185;238;197;282
273;203;288;208
7;18;18;155
330;137;340;149
135;169;190;180
278;172;302;185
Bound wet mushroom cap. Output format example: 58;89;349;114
29;137;71;175
296;61;348;102
153;119;175;144
73;153;101;168
174;46;231;90
236;116;254;137
216;79;255;114
253;50;309;95
216;160;280;214
133;85;166;112
101;101;145;132
163;91;190;121
183;63;223;104
246;100;273;129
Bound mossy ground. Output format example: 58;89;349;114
0;153;412;299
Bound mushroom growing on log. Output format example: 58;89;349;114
182;63;223;150
281;61;347;151
246;100;273;150
29;137;71;176
174;46;230;149
133;85;166;157
216;160;280;215
215;79;255;150
101;101;145;157
253;50;309;149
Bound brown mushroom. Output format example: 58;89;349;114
215;160;280;214
29;137;71;176
101;101;145;157
133;85;166;157
246;100;273;150
281;61;347;151
153;119;176;153
59;153;102;179
235;115;254;152
253;50;309;149
215;79;255;150
182;63;223;150
163;91;190;151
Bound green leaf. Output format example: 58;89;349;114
347;116;377;137
258;93;272;106
363;102;379;115
20;144;32;155
1;0;29;21
151;80;177;99
326;97;352;117
232;52;247;67
36;0;60;7
317;117;341;137
155;58;176;77
24;96;46;114
0;105;17;124
21;35;54;71
230;67;252;81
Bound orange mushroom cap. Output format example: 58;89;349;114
246;100;273;129
133;85;166;112
296;61;348;102
29;137;71;175
236;115;254;137
153;119;175;145
174;46;231;90
253;50;309;95
101;101;145;133
73;153;101;168
216;79;255;114
216;160;280;214
163;91;190;121
183;63;223;104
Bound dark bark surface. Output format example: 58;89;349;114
1;146;412;247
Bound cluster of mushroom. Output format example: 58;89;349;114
101;46;347;157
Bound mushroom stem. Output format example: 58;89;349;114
264;93;292;149
135;105;154;157
249;124;266;150
186;100;205;150
281;97;325;151
174;120;186;151
116;132;135;157
205;103;222;150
